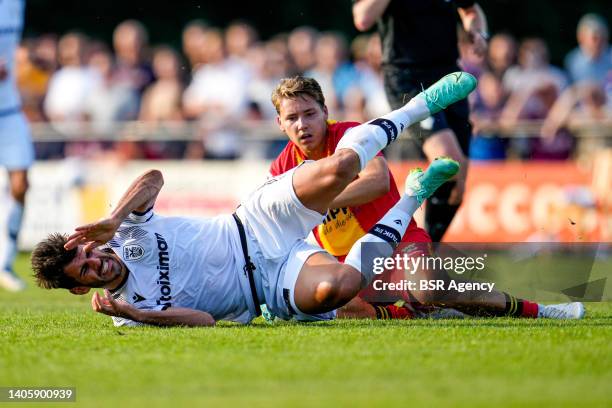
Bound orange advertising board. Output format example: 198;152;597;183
389;161;610;242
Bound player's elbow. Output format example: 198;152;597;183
182;310;216;327
324;150;360;188
199;313;216;327
376;172;391;196
353;15;375;32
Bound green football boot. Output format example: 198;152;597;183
405;157;460;205
417;72;477;115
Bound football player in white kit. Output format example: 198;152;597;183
31;73;584;326
0;0;34;291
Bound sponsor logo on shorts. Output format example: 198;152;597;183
122;244;145;261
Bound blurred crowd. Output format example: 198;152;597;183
15;14;612;161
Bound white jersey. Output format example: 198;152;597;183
0;0;25;112
108;208;256;326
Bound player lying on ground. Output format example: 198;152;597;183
268;76;583;321
31;73;584;326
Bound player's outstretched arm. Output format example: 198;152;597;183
92;290;216;327
64;170;164;251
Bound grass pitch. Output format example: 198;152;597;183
1;253;611;407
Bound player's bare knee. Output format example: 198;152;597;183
313;280;339;307
10;177;28;203
313;271;358;309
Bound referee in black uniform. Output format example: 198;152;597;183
353;0;488;241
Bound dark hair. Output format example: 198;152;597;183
31;233;79;289
271;76;326;114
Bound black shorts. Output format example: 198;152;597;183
383;65;472;156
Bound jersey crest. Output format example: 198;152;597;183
122;244;145;261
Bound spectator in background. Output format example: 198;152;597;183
487;33;517;79
243;39;294;159
16;36;58;121
246;40;292;120
541;82;611;154
112;20;154;96
43;32;100;130
32;34;59;75
364;34;391;113
225;20;258;62
502;38;571;159
541;15;612;158
21;35;60;159
341;34;373;123
349;33;390;119
63;43;139;159
503;38;567;104
85;44;139;134
470;33;515;159
458;28;486;78
15;38;53;122
183;28;249;159
350;34;370;65
225;20;257;86
244;44;271;120
287;26;318;75
469;71;508;160
341;86;369;123
565;13;612;85
138;46;186;159
182;20;208;73
305;32;360;116
140;46;184;122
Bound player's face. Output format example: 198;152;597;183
277;95;328;159
63;246;125;289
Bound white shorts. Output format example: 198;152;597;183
0;110;34;170
237;162;336;322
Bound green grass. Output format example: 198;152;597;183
1;254;611;407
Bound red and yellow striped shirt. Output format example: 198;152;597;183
269;120;425;260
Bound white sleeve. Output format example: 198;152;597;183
125;207;155;224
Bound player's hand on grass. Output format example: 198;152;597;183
91;289;139;320
64;217;121;251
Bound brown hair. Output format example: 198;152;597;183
271;76;326;114
31;233;79;289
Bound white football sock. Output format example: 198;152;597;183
343;195;419;284
335;95;430;170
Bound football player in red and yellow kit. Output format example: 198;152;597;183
268;77;554;320
269;104;431;319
